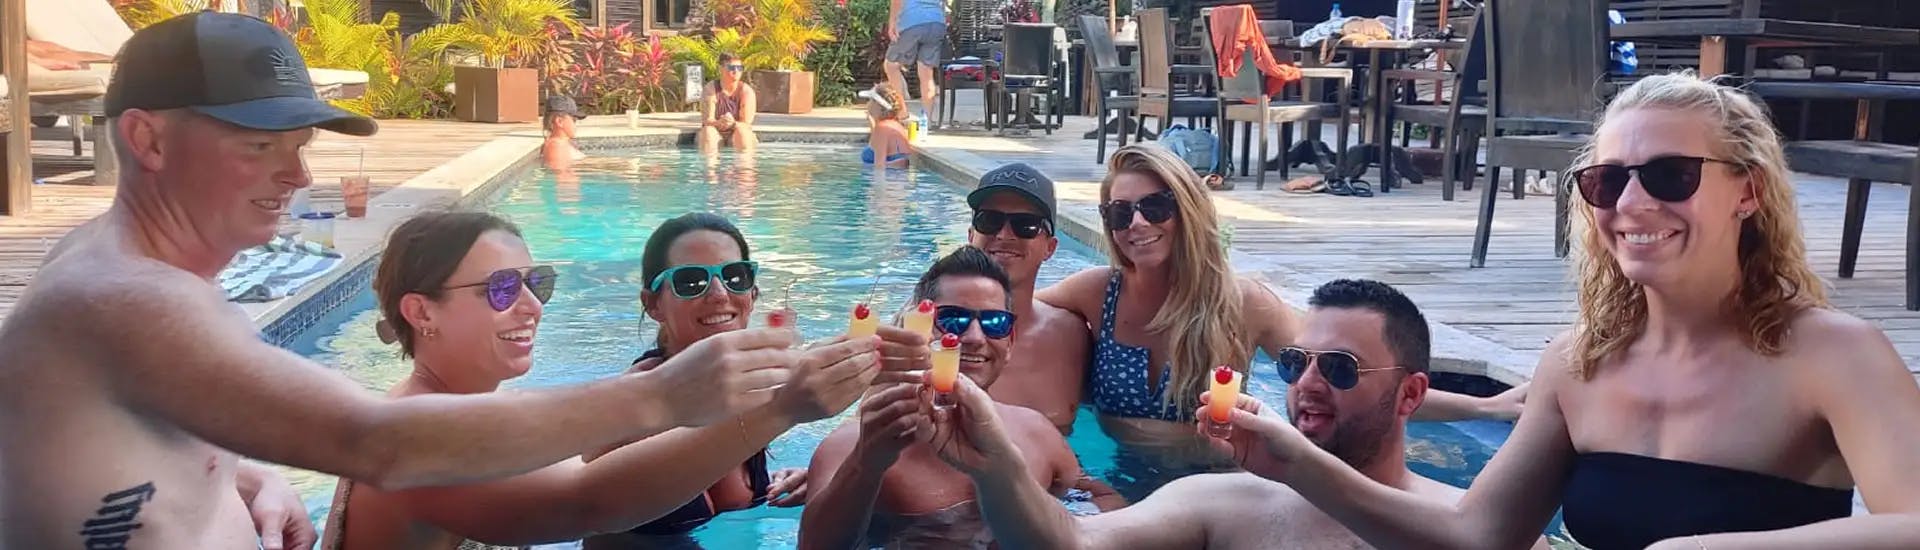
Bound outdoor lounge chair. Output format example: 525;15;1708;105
27;0;369;182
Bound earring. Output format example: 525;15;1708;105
1737;210;1753;219
422;327;438;338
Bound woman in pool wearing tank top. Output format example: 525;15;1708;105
1035;144;1528;479
1205;72;1920;549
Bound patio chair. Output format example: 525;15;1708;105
938;0;1004;129
990;22;1064;134
1198;7;1350;190
1469;0;1611;268
1134;8;1218;139
1383;10;1486;201
1078;15;1142;162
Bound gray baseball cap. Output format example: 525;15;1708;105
968;162;1058;226
104;12;377;136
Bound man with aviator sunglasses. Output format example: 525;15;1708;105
911;279;1549;550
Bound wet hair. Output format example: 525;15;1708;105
641;212;753;290
373;211;524;358
911;246;1013;308
1566;71;1826;379
1308;279;1430;375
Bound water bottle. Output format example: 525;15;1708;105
1396;0;1415;39
1329;2;1342;21
913;112;930;141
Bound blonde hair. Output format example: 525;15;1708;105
1101;144;1249;412
1566;72;1827;379
868;83;909;122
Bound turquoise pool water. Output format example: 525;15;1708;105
280;144;1544;547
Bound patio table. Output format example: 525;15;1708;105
1611;18;1920;77
1270;38;1467;192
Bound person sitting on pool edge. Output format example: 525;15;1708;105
542;94;587;170
583;212;926;547
799;246;1128;550
917;279;1549;550
697;52;758;152
323;211;883;549
860;83;912;168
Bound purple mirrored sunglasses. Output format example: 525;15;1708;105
443;266;557;311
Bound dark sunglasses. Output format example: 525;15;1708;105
444;265;557;312
934;305;1016;339
1275;347;1402;391
1570;155;1738;209
724;64;745;72
1099;189;1177;231
649;261;758;300
972;210;1051;239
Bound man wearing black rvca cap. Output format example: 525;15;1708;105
0;13;821;549
960;162;1093;435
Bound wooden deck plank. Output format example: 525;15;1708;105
0;119;529;325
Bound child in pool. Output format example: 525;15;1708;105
861;83;912;168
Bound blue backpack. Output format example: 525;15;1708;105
1156;124;1222;175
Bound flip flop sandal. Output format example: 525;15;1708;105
1326;178;1355;196
1347;180;1375;197
1204;173;1235;191
1282;176;1326;194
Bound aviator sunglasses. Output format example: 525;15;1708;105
1275;346;1404;391
1570;155;1739;209
1099;189;1177;231
934;305;1017;340
650;261;759;299
972;210;1052;239
444;265;557;312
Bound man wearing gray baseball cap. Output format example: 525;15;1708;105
0;13;814;549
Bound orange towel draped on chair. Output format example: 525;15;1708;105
1209;4;1301;98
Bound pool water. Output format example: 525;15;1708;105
279;144;1548;547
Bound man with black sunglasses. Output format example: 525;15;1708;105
961;162;1092;434
915;279;1548;549
801;246;1126;549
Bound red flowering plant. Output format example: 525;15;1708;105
548;22;683;114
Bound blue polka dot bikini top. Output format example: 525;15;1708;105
1089;269;1187;422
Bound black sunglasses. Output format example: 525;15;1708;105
934;305;1016;339
649;261;759;300
1570;155;1738;209
724;64;745;72
1275;347;1402;391
972;210;1051;239
1100;189;1177;231
444;266;557;312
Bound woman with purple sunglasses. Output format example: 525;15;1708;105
323;211;882;549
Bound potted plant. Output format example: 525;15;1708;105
414;0;582;123
743;0;832;113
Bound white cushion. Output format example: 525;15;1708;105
26;65;110;97
26;0;134;55
308;68;369;86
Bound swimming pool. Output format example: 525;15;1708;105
278;144;1551;547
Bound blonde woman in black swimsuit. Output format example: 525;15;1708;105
1208;72;1920;549
697;53;758;152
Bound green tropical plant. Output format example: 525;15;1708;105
747;0;835;71
550;23;682;114
806;0;889;105
113;0;223;30
284;0;454;118
413;0;585;68
662;27;756;76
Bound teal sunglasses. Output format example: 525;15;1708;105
649;260;759;299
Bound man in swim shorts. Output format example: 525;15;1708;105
924;279;1550;549
0;13;834;548
799;246;1125;549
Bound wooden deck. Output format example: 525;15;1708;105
0;119;532;320
914;102;1920;379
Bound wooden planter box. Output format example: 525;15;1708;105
453;66;539;123
751;70;815;114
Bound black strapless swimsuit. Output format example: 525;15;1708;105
616;348;772;537
1562;452;1852;549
